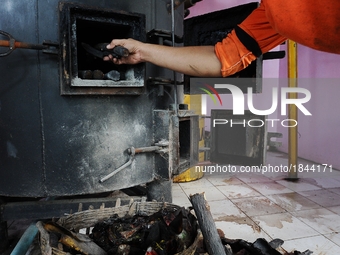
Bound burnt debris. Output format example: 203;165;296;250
89;207;198;255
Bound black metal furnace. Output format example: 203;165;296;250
0;0;198;221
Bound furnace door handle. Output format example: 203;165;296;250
99;155;134;183
0;30;59;57
99;144;168;183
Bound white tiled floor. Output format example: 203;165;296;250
172;151;340;255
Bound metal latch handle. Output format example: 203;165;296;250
99;143;168;183
0;30;59;57
99;150;135;183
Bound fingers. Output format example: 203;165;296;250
103;38;142;65
103;54;114;62
103;54;125;64
106;39;126;50
111;57;122;65
104;39;128;63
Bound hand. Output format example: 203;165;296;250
104;38;222;77
104;38;145;65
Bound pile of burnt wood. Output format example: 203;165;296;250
191;193;313;255
34;193;313;255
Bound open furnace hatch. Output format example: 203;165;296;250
59;2;146;95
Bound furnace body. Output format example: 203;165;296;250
0;0;198;199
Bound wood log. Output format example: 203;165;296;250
36;221;52;255
59;234;107;255
42;221;107;255
190;193;230;255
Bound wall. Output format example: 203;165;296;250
187;0;257;18
277;44;340;170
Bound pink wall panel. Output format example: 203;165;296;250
278;44;340;170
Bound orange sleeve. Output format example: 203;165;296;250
214;30;257;77
238;1;287;54
215;2;287;77
264;0;340;54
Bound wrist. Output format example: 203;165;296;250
138;43;153;63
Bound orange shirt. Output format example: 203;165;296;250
215;0;340;77
238;1;286;55
264;0;340;54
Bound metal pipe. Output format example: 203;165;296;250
99;145;167;183
171;0;179;115
287;40;298;179
0;40;47;50
10;222;38;255
99;156;134;183
134;146;162;154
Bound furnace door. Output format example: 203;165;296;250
208;109;267;167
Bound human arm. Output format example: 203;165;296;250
104;38;223;77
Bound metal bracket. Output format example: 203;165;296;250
263;50;286;60
42;40;59;55
148;77;184;86
0;30;15;57
148;77;184;97
147;29;183;44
